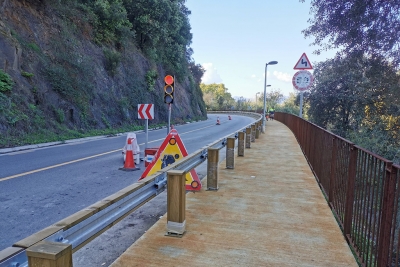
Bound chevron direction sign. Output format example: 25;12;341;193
138;104;154;120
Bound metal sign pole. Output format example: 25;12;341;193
299;91;304;118
145;118;148;149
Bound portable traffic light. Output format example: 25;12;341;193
164;75;174;104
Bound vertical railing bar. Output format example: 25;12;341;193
338;142;345;221
344;144;358;237
341;143;349;221
361;153;370;264
373;159;384;267
355;149;365;258
367;156;378;267
363;154;373;266
329;137;337;205
376;160;387;266
389;167;400;266
351;149;361;256
377;162;396;267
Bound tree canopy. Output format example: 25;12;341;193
200;83;235;110
302;0;400;66
306;55;400;162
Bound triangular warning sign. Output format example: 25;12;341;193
293;53;313;70
139;129;202;191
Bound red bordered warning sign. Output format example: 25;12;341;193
138;104;154;120
139;129;201;191
293;53;313;70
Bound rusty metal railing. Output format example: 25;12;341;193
275;112;400;267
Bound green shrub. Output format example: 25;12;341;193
27;42;40;53
0;69;13;93
145;69;158;92
103;48;120;76
21;71;34;78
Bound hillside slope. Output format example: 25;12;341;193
0;0;206;148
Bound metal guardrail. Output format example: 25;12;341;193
0;112;261;267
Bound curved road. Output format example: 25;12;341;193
0;113;255;251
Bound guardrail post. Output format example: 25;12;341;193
245;127;251;148
207;148;219;190
343;144;358;236
166;170;186;236
251;124;256;142
238;132;245;156
226;137;235;169
255;122;260;139
26;241;72;267
377;162;396;267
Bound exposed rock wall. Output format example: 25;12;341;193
0;0;206;147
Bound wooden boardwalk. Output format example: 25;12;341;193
110;121;358;267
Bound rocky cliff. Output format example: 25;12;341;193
0;0;206;148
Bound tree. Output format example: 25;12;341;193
200;83;235;110
277;93;300;116
262;89;284;111
123;0;192;77
305;54;400;162
302;0;400;66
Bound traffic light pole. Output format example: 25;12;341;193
167;103;171;135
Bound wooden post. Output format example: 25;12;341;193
251;124;256;142
167;170;186;236
26;241;72;267
238;132;245;156
226;137;235;169
246;127;251;148
207;148;219;190
255;121;260;139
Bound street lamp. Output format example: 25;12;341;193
255;92;260;110
263;61;278;132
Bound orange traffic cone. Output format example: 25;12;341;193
119;138;140;171
216;117;221;125
228;115;231;120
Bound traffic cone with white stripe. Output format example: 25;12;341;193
119;138;140;171
216;117;221;125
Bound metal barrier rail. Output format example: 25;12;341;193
0;112;261;267
275;112;400;267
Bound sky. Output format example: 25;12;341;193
185;0;337;100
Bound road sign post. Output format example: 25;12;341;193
138;104;154;149
293;53;314;118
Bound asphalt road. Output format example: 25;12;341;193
0;113;255;260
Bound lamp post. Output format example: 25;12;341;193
255;92;260;111
263;61;278;132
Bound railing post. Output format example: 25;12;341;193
255;122;260;139
166;170;186;236
251;124;256;142
344;144;358;236
207;148;219;190
377;162;396;267
226;137;235;169
26;241;72;267
238;132;245;157
245;127;251;148
329;137;337;204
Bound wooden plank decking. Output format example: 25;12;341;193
110;121;358;267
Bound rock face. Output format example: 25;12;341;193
0;0;206;147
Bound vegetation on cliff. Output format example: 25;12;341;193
0;0;206;148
